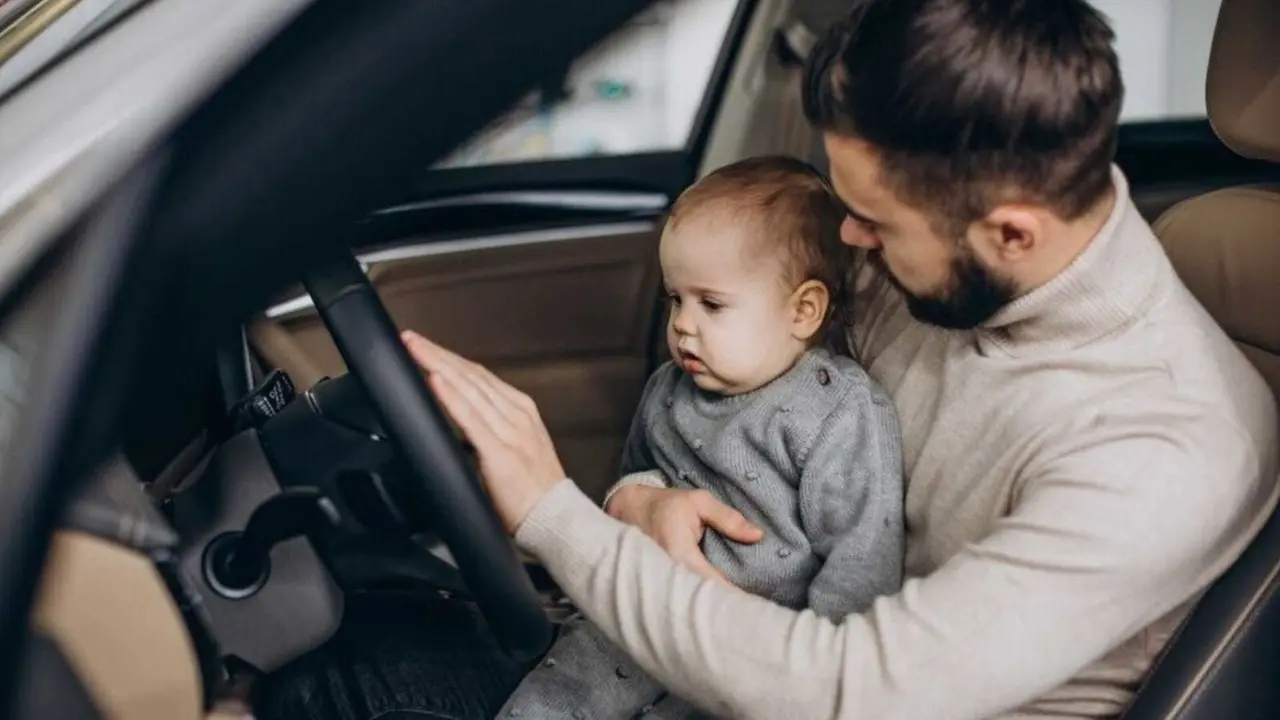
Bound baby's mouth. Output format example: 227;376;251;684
678;350;706;373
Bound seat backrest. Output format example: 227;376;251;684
1156;189;1280;405
1124;0;1280;717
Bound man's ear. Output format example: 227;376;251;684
970;205;1046;264
790;280;830;342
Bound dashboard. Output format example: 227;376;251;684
109;363;460;680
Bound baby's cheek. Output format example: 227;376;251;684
730;344;786;389
708;328;757;373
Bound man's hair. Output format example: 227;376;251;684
802;0;1123;234
666;155;854;353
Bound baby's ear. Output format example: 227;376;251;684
790;279;830;341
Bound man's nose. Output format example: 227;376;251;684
840;216;880;249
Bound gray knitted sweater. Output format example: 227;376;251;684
620;348;905;619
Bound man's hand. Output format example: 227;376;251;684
605;484;764;584
402;331;565;533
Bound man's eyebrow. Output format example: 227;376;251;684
820;173;883;226
835;197;883;227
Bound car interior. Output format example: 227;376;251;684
0;0;1277;719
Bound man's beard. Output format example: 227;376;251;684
869;247;1016;330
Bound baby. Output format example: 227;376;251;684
496;156;905;719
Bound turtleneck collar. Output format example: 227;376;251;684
974;166;1167;357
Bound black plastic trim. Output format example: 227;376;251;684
1118;117;1219;147
1116;118;1280;187
353;195;666;250
402;151;689;209
12;632;103;720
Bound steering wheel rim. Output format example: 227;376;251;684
301;245;553;663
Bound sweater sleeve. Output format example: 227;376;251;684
799;385;905;621
515;408;1272;720
604;363;678;507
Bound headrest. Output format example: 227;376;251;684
1207;0;1280;162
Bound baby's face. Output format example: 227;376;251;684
660;214;807;395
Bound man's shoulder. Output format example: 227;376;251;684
1023;340;1272;474
1025;343;1277;525
990;277;1276;506
1101;269;1275;455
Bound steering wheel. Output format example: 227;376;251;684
301;245;553;663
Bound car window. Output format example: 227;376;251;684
0;0;151;99
436;0;742;169
1090;0;1223;123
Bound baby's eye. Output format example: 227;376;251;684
665;291;681;306
700;297;724;312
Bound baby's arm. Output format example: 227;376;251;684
604;363;680;507
800;380;906;621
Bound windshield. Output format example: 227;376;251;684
0;0;151;99
436;0;739;169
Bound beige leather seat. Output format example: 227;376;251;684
1153;0;1280;403
1124;0;1280;717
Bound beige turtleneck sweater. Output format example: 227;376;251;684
514;167;1280;719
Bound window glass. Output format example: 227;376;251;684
1089;0;1223;122
436;0;742;169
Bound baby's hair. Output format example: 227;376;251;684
665;155;855;355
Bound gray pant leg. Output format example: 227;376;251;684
496;615;666;719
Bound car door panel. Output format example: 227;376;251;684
256;223;663;501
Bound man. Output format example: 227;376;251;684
262;1;1278;718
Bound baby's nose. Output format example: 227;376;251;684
672;308;696;335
